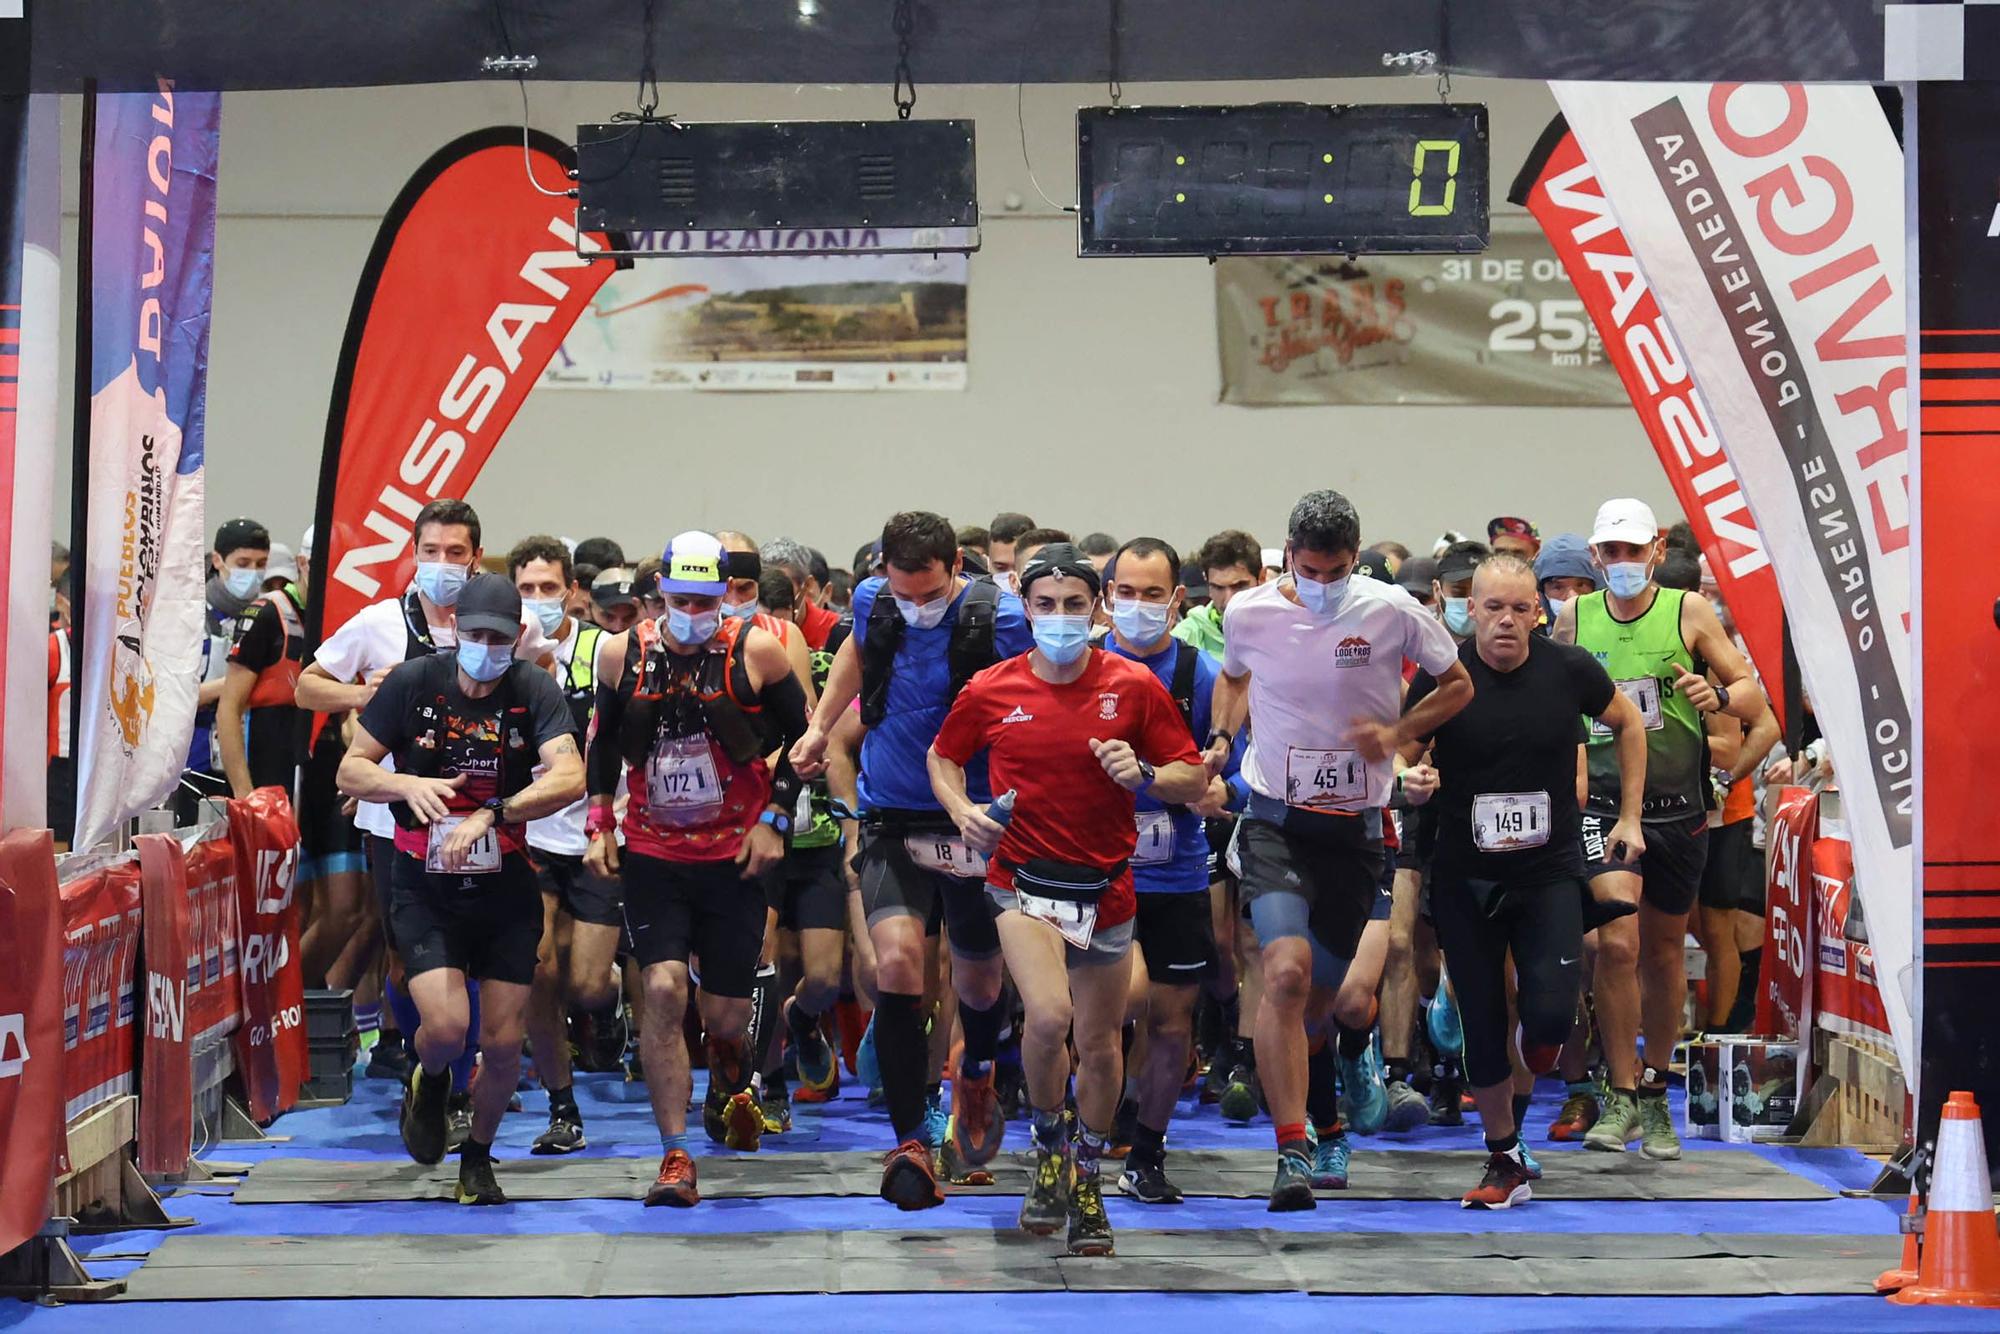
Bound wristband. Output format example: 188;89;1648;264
1204;729;1234;752
585;806;617;838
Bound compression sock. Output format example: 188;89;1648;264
1485;1129;1522;1159
747;962;781;1080
1336;1023;1371;1062
1275;1122;1311;1156
958;995;1003;1079
1725;947;1763;1032
1131;1121;1167;1170
547;1081;578;1121
875;991;930;1142
1306;1039;1342;1130
1074;1122;1108;1181
1512;1091;1532;1131
1032;1107;1070;1155
354;1002;381;1037
449;981;481;1091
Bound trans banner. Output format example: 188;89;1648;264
72;85;220;852
1552;82;1914;1083
1512;119;1786;721
311;129;616;642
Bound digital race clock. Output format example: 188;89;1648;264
1077;103;1489;257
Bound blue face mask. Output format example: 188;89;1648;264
720;599;758;622
1443;596;1474;637
1032;614;1092;665
221;565;263;600
524;597;566;637
1291;571;1351;617
667;606;720;645
457;641;512;683
1603;561;1652;599
415;560;470;607
1545;596;1571;625
1109;597;1171;645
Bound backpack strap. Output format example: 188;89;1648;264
1169;639;1199;738
857;584;906;727
946;578;1002;702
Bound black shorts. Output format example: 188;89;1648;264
621;851;767;998
389;849;544;985
779;841;849;933
1134;891;1217;984
1394;804;1437;873
1236;805;1385;964
855;824;1003;961
1699;818;1764;914
532;849;625;927
1582;811;1710;917
297;722;365;878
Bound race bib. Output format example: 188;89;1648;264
425;816;501;875
1016;890;1098;950
1132;809;1176;866
905;835;989;879
1594;676;1664;735
1285;747;1367;810
1471;791;1551;853
646;737;725;826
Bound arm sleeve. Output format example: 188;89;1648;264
930;680;990;767
587;679;625;797
227;603;282;671
758;670;811;809
1569;644;1617;718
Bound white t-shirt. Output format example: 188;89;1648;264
1221;575;1458;812
527;619;590;858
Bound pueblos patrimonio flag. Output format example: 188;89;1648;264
1511;118;1786;724
73;84;219;852
1552;82;1913;1082
311;128;617;642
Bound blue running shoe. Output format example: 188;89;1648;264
1519;1140;1543;1181
1310;1129;1351;1189
1268;1149;1316;1212
856;1012;882;1096
1339;1044;1389;1135
921;1090;951;1152
1427;987;1464;1059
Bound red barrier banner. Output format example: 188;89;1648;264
135;833;192;1174
1812;834;1894;1049
1756;788;1819;1040
227;787;305;1121
309;128;616;642
183;837;241;1049
1511;119;1786;723
57;858;140;1122
0;830;66;1258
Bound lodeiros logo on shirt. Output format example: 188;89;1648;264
1333;635;1373;668
1001;706;1035;725
1098;692;1120;720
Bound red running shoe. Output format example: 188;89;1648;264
644;1149;700;1207
880;1138;946;1211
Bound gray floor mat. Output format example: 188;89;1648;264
115;1229;1899;1299
230;1147;1834;1204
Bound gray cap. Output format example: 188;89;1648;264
592;566;639;608
1533;533;1602;590
454;572;522;639
1396;556;1439;594
264;543;300;586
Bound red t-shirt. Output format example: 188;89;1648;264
799;601;841;653
932;649;1203;929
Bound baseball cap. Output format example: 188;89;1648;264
454;572;522;639
1180;563;1210;598
1533;533;1601;590
1351;548;1396;584
592;566;639;608
659;531;729;595
1018;542;1101;598
1260;547;1284;573
265;543;300;586
1487;516;1539;543
1435;540;1491;584
299;525;315;558
1396;556;1439;594
1589;498;1660;548
214;517;270;557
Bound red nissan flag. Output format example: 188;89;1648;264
228;786;306;1121
310;127;618;642
1512;118;1787;723
0;830;66;1257
135;832;194;1175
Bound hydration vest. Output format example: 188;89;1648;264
858;578;1001;727
557;622;605;737
615;616;765;770
245;590;306;709
387;652;540;831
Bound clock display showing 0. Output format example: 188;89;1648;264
1078;103;1489;257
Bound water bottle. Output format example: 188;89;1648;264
984;789;1017;827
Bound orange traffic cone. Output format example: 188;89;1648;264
1891;1091;2000;1307
1874;1185;1921;1292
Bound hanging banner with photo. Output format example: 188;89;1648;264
1512;117;1786;722
1214;220;1629;407
73;85;219;854
310;128;618;643
1553;81;1912;1084
541;230;967;393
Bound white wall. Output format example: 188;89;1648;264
52;75;1679;569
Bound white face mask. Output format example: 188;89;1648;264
992;570;1019;595
221;565;264;600
1603;561;1652;599
1291;571;1352;617
524;597;567;636
1109;596;1171;645
895;593;951;630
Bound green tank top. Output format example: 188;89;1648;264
1575;587;1704;821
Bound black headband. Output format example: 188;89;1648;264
1017;542;1101;598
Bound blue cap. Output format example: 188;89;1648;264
1534;533;1601;590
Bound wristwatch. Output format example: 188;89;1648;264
1710;684;1732;715
482;795;506;818
1204;728;1234;752
1137;760;1157;792
760;809;793;836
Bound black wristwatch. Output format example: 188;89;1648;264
1710;684;1732;715
1204;728;1234;751
1137;760;1157;792
482;795;506;817
760;809;793;837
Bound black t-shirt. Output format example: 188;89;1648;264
1406;636;1615;884
227;595;305;790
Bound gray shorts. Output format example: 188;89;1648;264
986;885;1134;965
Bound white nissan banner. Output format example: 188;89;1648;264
1552;82;1914;1081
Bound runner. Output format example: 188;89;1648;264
1208;490;1473;1211
790;511;1033;1210
181;519;271;824
1400;554;1646;1208
584;531;812;1207
216;545;307;798
336;573;584;1205
929;542;1210;1256
1555;499;1766;1161
986;512;1036;590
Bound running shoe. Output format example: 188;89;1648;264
787;998;838;1097
1218;1064;1261;1124
1108;1097;1138;1161
1117;1159;1184;1205
950;1066;1006;1167
1426;989;1465;1058
1382;1078;1430;1133
1310;1129;1351;1190
921;1090;950;1152
724;1088;765;1151
644;1149;700;1207
366;1034;413;1082
702;1083;730;1143
1549;1086;1601;1142
1460;1150;1532;1210
855;1012;882;1095
1067;1174;1115;1257
1637;1094;1682;1161
880;1138;947;1211
1584;1089;1643;1153
1267;1148;1317;1212
1019;1146;1070;1235
455;1149;506;1206
531;1112;586;1156
400;1065;450;1165
445;1091;474;1152
936;1133;996;1187
1428;1071;1465;1127
1339;1045;1389;1135
1519;1141;1543;1181
623;1036;645;1084
761;1082;793;1135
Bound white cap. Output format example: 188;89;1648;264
1260;547;1284;572
1589;498;1659;548
265;543;301;585
299;524;315;558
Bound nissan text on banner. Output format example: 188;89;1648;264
73;84;220;853
311;128;616;643
1552;82;1913;1082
